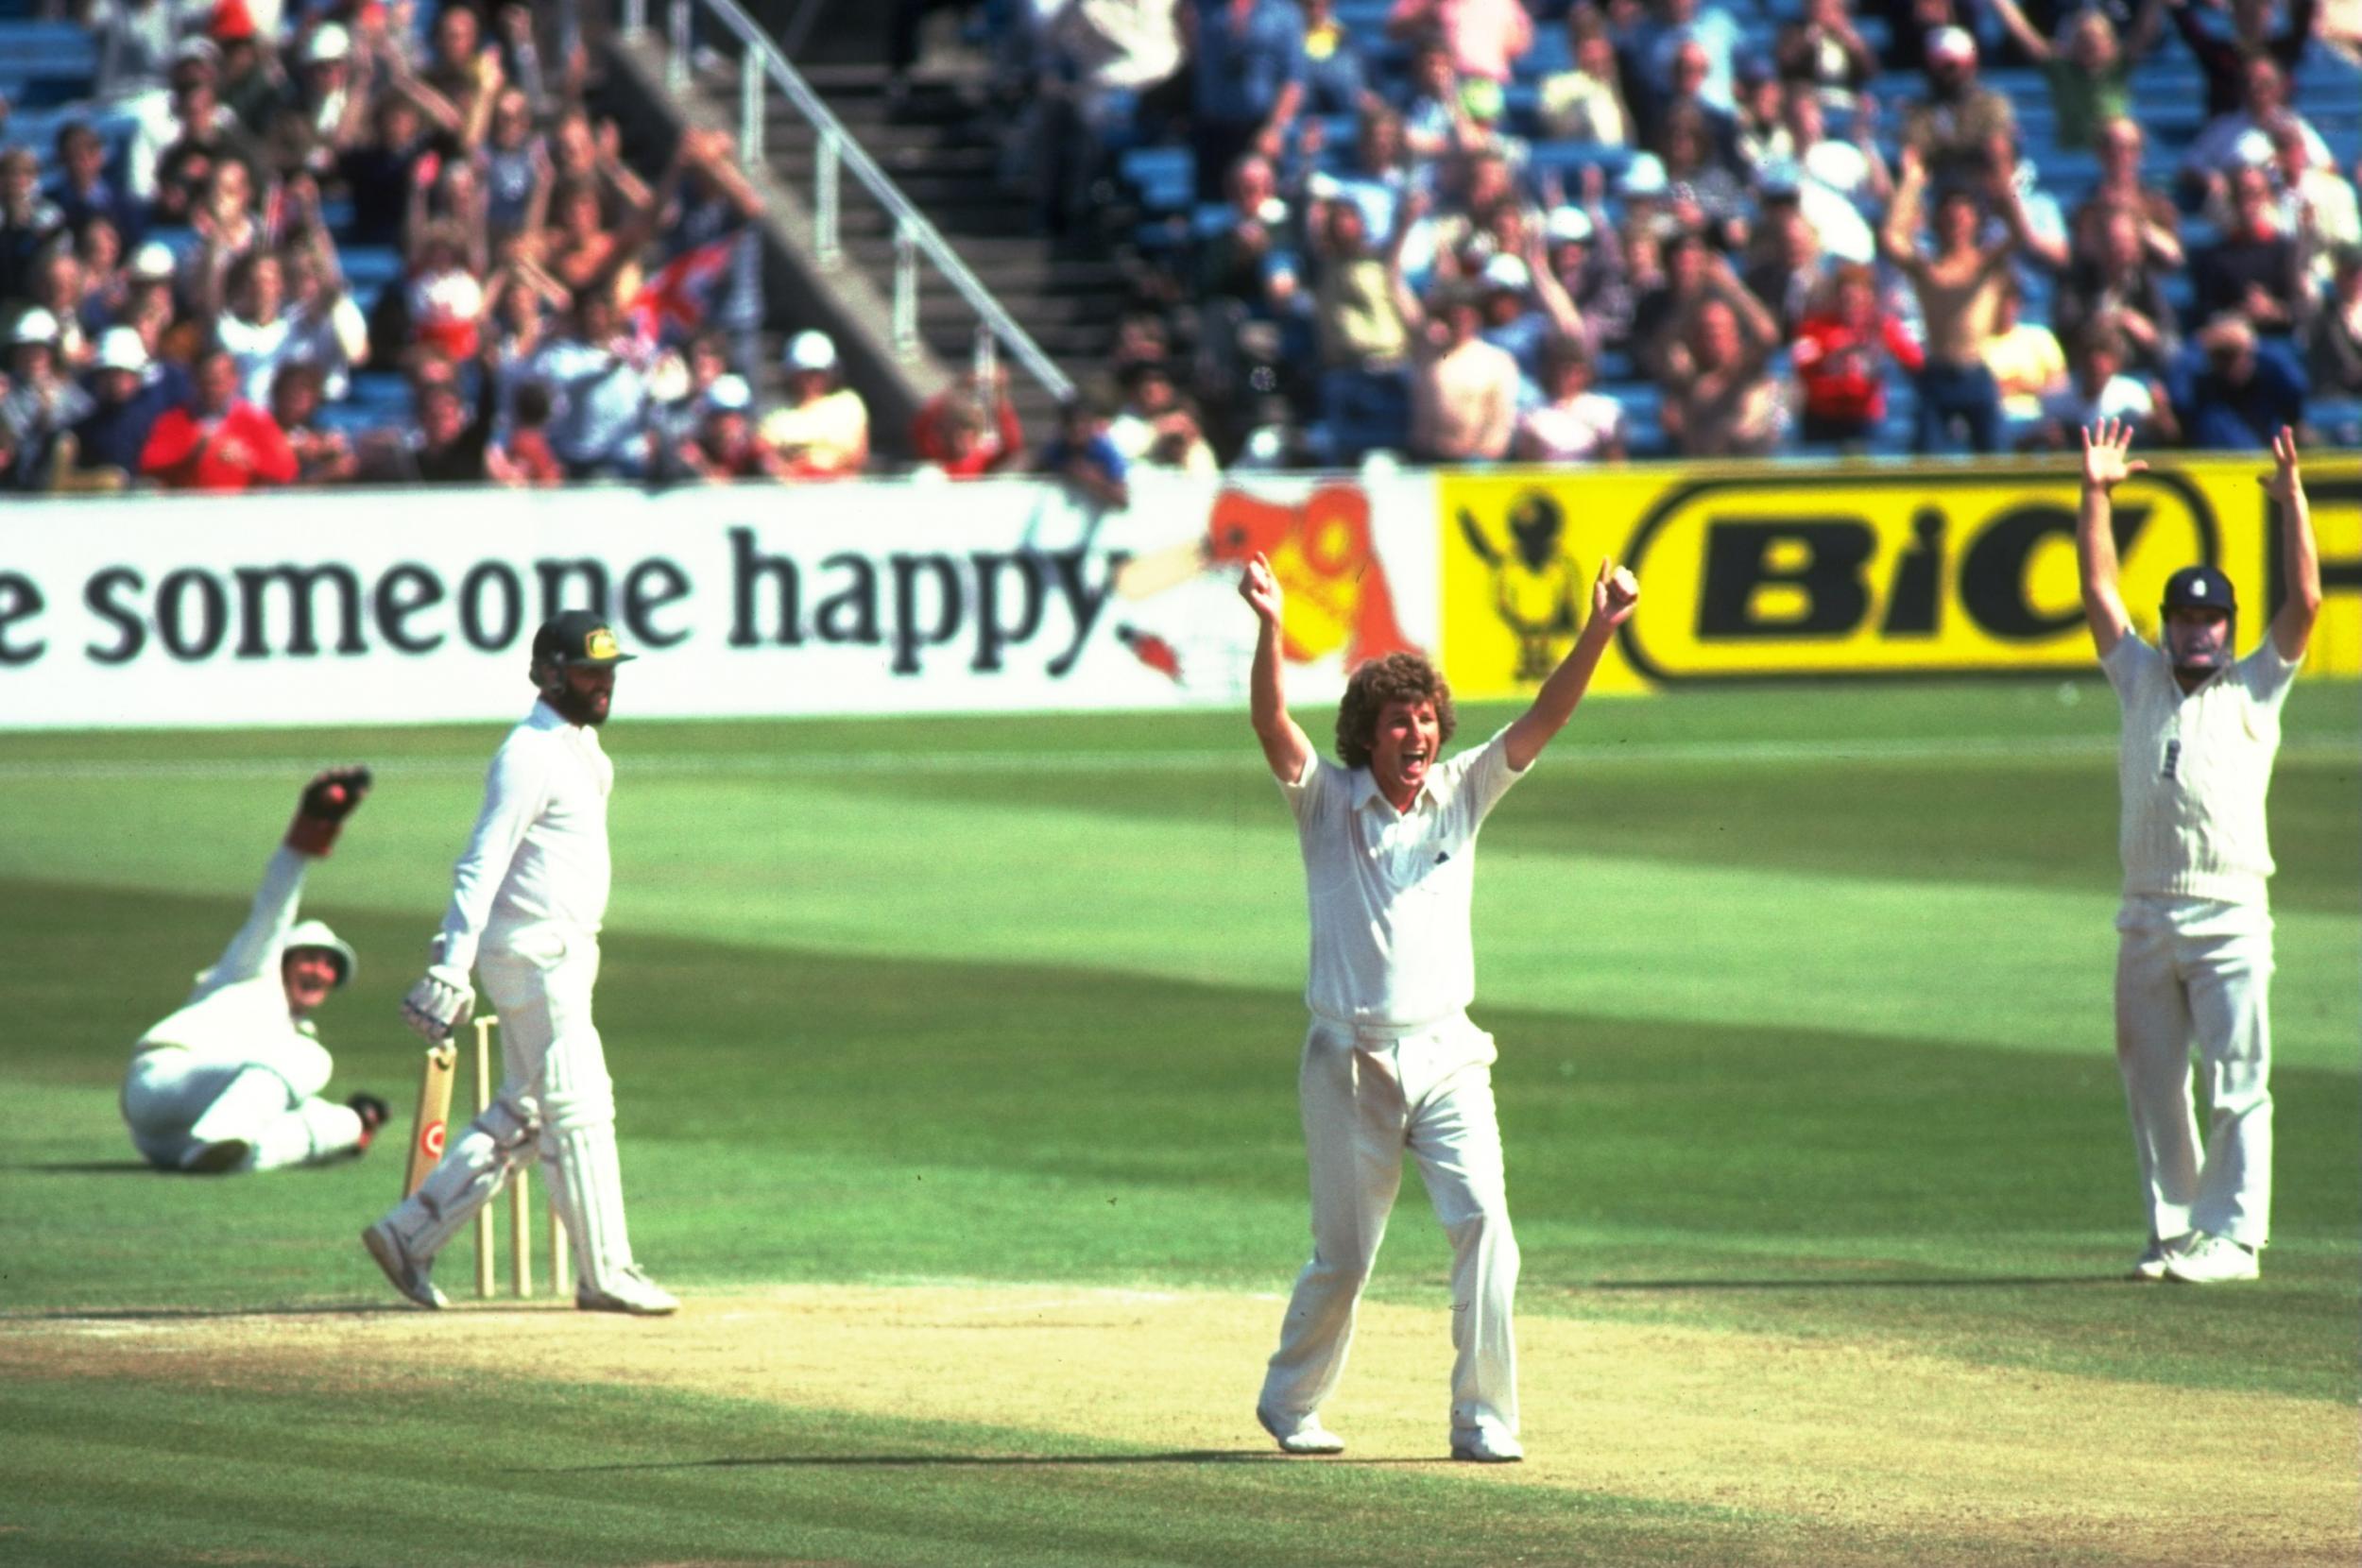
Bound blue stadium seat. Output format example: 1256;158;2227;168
1120;145;1194;215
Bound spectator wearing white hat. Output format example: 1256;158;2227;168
1901;26;2016;192
1481;241;1591;407
3;308;96;489
293;22;370;159
74;325;177;478
676;373;778;481
760;330;869;479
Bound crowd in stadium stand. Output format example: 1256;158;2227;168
1018;0;2362;468
2;0;2357;493
0;0;872;492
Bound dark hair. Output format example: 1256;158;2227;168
1335;652;1456;769
513;379;554;425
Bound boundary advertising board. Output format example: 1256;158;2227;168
0;476;1441;728
1441;456;2360;699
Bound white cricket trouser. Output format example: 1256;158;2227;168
122;1039;364;1172
382;930;646;1294
1260;1013;1520;1444
2114;895;2275;1249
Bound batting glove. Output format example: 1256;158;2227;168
285;766;373;858
401;965;474;1043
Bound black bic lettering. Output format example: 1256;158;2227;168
2162;739;2182;780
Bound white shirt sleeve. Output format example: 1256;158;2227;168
188;844;310;1003
1453;725;1531;829
2237;636;2302;710
436;733;555;975
1279;749;1335;827
2099;630;2156;700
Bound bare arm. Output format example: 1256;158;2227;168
1983;0;2055;61
1522;226;1588;341
2264;425;2320;659
1504;559;1639;771
1240;553;1315;783
1879;148;1927;273
2076;419;2144;656
1387;188;1432;343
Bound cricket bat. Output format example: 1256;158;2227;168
404;1043;456;1197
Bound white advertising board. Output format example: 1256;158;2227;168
0;474;1440;728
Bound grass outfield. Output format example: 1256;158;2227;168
1;680;2355;1567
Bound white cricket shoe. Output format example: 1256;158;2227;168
576;1264;679;1316
1449;1427;1526;1464
2165;1235;2260;1285
2129;1233;2193;1281
1257;1406;1346;1455
361;1220;448;1309
180;1138;249;1174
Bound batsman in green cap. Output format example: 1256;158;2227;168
365;610;677;1315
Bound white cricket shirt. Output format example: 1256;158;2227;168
1282;726;1529;1031
136;844;334;1091
2102;635;2300;907
437;700;615;972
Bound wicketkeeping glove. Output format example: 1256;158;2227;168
285;765;374;858
401;965;474;1043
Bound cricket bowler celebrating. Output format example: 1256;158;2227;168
1241;547;1640;1462
122;769;387;1173
2076;421;2320;1286
363;611;676;1315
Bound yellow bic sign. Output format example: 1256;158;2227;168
1442;458;2358;695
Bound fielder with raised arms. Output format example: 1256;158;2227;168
1241;547;1640;1463
2075;421;2320;1286
122;769;387;1173
364;611;676;1315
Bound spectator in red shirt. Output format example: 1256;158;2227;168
910;364;1026;477
1791;263;1926;448
139;347;299;491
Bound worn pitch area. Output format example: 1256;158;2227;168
6;1284;2353;1565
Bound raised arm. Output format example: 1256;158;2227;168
190;770;371;1001
1503;559;1640;771
1240;553;1316;784
1879;145;1928;273
2263;425;2320;660
1387;186;1432;341
2076;419;2145;656
1982;0;2055;60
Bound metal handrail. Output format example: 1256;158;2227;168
621;0;1073;401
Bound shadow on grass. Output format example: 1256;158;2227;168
11;1162;161;1175
542;1451;1446;1473
1572;1275;2130;1291
0;1303;575;1322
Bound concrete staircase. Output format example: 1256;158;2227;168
764;63;1133;445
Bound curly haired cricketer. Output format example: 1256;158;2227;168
1240;548;1640;1463
363;611;676;1316
2076;422;2320;1287
122;770;389;1173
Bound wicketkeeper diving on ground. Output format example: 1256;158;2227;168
121;769;388;1173
364;610;676;1316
